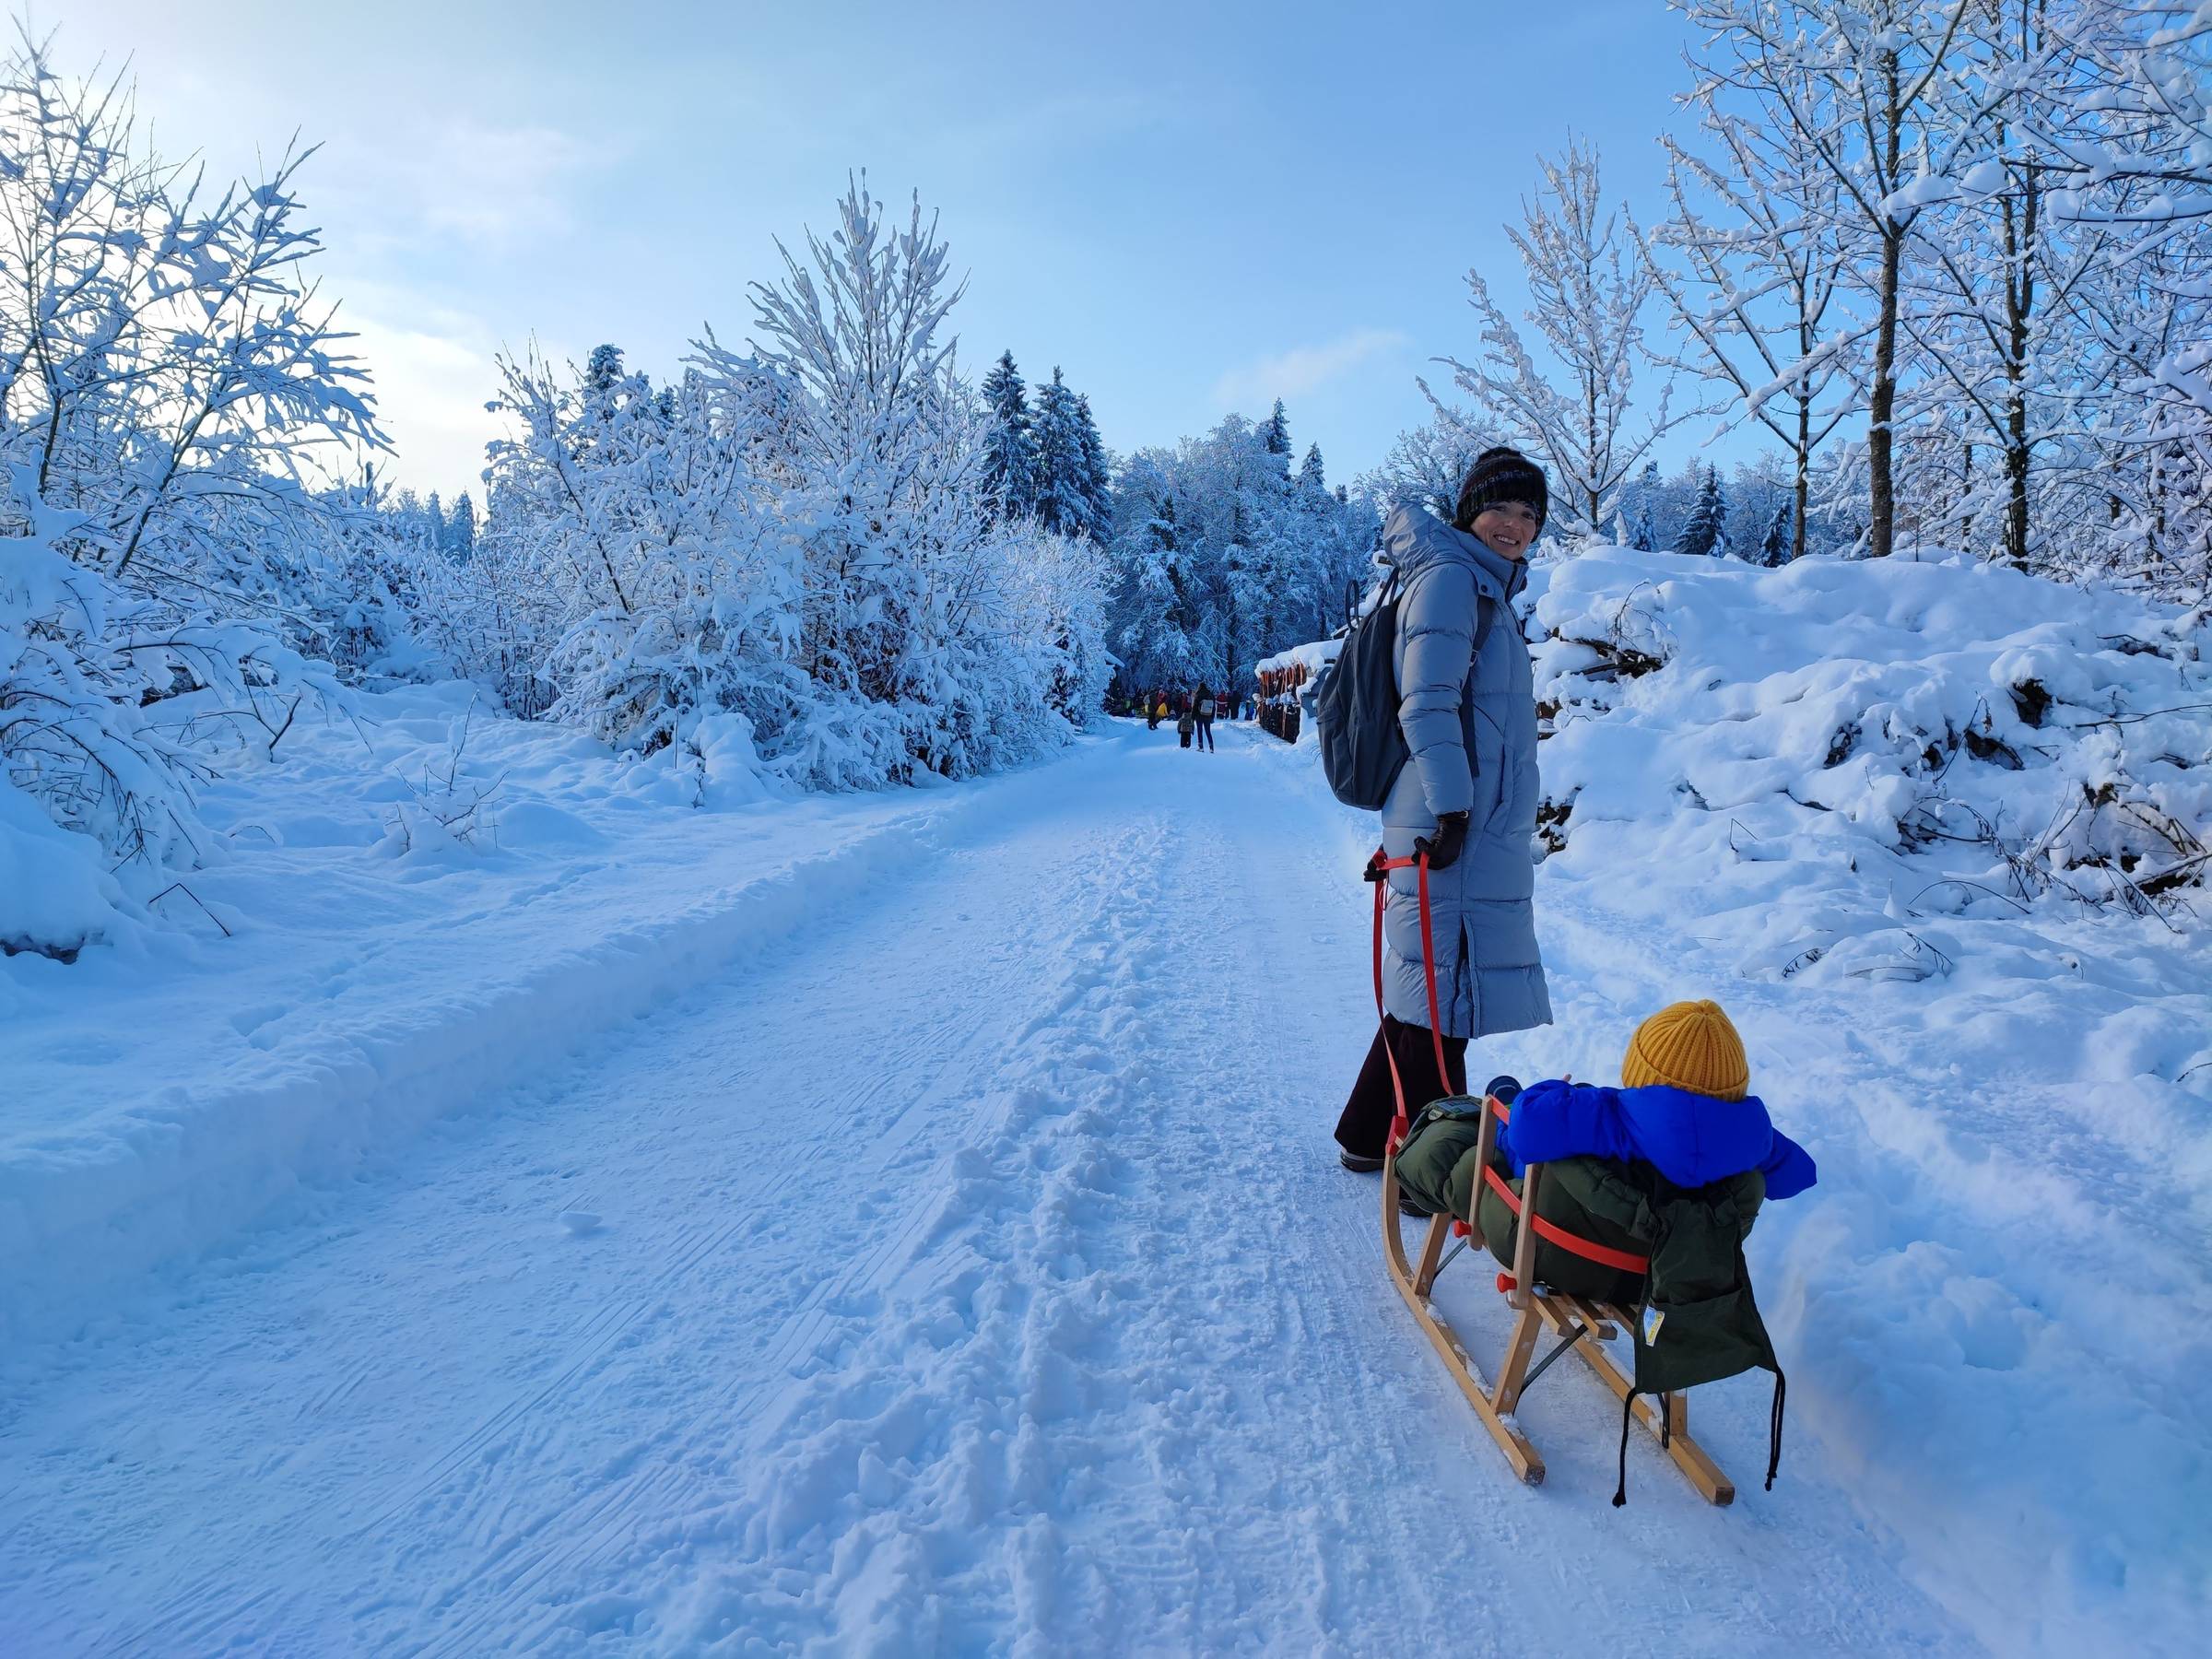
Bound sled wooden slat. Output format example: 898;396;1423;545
1382;1159;1544;1485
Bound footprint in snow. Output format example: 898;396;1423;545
559;1210;604;1237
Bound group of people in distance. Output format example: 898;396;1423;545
1142;685;1235;750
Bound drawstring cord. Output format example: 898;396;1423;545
1767;1370;1787;1491
1612;1390;1638;1508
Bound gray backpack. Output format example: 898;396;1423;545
1314;571;1497;811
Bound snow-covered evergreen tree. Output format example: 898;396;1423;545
1298;442;1326;494
1758;498;1794;567
979;350;1038;524
1074;392;1114;535
1102;407;1371;689
1625;460;1661;550
1031;368;1088;537
448;493;477;560
1677;467;1731;559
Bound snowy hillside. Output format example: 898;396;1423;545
1520;547;2211;1647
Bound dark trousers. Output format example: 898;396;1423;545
1195;717;1214;751
1335;1014;1468;1159
1178;727;1192;747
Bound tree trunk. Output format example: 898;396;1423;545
1794;393;1812;563
1867;224;1902;559
1864;45;1910;559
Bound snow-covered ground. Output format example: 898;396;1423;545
3;551;2207;1654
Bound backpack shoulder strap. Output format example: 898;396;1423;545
1471;586;1500;662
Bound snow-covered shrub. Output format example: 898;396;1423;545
690;179;1106;786
481;347;794;755
0;29;383;954
448;182;1108;793
1530;547;2211;978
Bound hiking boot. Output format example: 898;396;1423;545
1338;1149;1386;1173
1398;1194;1434;1218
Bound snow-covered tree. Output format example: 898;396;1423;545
1676;1;1978;559
1641;24;1860;564
1355;405;1500;520
700;179;1107;782
1430;136;1674;541
979;350;1038;523
1677;466;1732;558
1621;460;1663;550
0;26;383;911
478;347;781;757
1031;368;1088;537
447;492;477;559
1104;406;1371;689
1757;497;1795;566
1074;391;1114;534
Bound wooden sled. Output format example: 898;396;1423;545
1363;844;1733;1502
1380;1091;1735;1505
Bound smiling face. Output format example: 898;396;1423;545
1470;500;1539;562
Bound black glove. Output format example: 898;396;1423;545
1416;810;1468;871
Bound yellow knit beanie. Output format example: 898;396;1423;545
1621;1000;1749;1101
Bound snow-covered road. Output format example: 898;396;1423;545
0;725;2057;1653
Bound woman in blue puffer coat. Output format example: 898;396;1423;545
1336;449;1555;1171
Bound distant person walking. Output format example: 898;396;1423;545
1193;685;1217;752
1147;692;1163;731
1335;447;1555;1171
1176;702;1195;748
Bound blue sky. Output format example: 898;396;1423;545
75;0;1713;498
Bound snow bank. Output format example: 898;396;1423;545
0;774;123;960
0;682;1021;1347
1513;547;2212;1651
1534;547;2210;947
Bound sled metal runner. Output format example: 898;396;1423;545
1367;846;1735;1504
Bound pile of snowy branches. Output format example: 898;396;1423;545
1530;547;2212;982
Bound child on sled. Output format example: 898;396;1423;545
1395;998;1817;1230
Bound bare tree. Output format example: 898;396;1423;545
1428;136;1674;542
1677;1;1977;558
1640;47;1860;561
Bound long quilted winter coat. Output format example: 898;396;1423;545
1379;505;1551;1041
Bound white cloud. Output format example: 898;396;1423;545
1211;327;1410;409
320;118;609;253
333;286;510;494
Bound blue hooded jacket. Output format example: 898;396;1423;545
1500;1080;1817;1199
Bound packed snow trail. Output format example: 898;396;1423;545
5;725;1989;1653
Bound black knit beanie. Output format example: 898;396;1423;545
1453;446;1548;535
